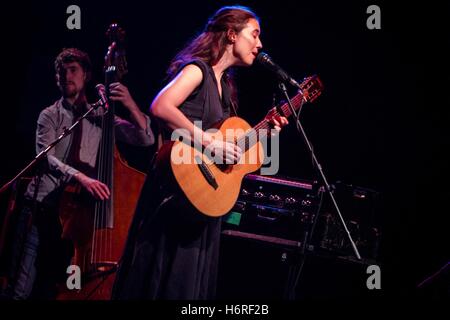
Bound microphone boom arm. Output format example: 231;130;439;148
0;101;104;194
257;52;301;89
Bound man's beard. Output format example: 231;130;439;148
61;85;79;98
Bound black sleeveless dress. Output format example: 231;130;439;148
112;60;231;299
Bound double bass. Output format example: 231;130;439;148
57;24;146;300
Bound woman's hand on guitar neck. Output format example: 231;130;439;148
73;172;111;201
203;132;242;164
265;108;289;134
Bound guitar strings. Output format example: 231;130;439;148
204;92;304;171
108;111;114;268
234;92;304;149
103;107;113;267
91;109;104;265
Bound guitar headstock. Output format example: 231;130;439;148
104;23;128;81
300;75;323;103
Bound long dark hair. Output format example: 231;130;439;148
167;6;259;111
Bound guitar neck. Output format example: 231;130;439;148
238;90;305;152
276;91;305;118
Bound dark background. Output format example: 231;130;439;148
0;0;448;300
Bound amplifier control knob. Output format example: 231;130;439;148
269;194;281;201
285;197;297;204
254;192;265;199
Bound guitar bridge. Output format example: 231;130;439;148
195;156;219;190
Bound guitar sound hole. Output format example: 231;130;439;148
216;164;233;173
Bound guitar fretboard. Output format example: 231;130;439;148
236;91;305;152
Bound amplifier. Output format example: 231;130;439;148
222;175;381;262
312;181;382;260
223;174;321;243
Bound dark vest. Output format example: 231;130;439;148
163;60;232;140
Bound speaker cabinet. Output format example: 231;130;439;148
218;233;378;300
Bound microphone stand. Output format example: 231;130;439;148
0;100;106;194
0;99;105;298
278;81;361;299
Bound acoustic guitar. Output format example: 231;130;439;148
155;75;323;217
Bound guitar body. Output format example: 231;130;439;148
159;116;264;217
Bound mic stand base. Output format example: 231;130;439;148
278;82;361;260
277;81;361;299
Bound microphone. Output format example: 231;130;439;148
256;52;301;89
94;84;109;109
